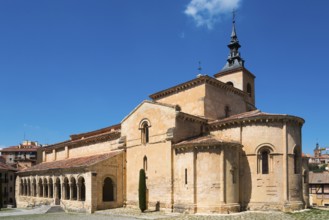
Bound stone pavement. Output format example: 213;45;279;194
1;206;329;219
0;205;51;217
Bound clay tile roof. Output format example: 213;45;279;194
173;135;241;148
19;150;123;173
0;145;40;152
309;172;329;184
209;110;305;126
70;124;121;141
0;162;17;171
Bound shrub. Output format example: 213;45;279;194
138;169;147;212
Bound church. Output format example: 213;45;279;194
15;19;309;213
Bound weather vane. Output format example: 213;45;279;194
232;9;237;23
198;61;202;74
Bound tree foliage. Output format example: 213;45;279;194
138;169;147;212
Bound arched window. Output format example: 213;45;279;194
247;83;252;97
141;121;149;145
143;156;148;171
103;177;114;202
226;81;234;86
294;148;300;174
261;150;269;174
258;147;272;174
225;105;230;118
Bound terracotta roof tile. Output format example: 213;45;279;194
19;150;123;173
173;135;241;148
0;162;17;171
0;145;40;152
309;172;329;184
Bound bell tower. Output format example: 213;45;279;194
214;13;256;106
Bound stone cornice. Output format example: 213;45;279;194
149;75;248;100
209;114;305;131
176;112;208;124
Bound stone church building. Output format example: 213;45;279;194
15;20;308;213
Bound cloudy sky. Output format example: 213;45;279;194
0;0;328;154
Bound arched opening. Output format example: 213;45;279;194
32;178;37;197
43;178;48;197
103;177;114;201
71;177;77;200
55;177;61;200
261;150;269;174
257;147;272;174
78;177;86;201
49;178;53;198
19;179;23;196
226;81;234;86
141;121;149;145
303;170;308;184
143;156;148;171
294;147;300;174
38;179;43;197
64;177;70;200
27;179;31;196
247;83;252;97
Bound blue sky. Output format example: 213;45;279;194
0;0;328;154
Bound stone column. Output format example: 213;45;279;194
43;183;46;197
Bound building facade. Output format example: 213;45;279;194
15;20;308;213
309;171;329;206
0;141;42;170
0;162;17;208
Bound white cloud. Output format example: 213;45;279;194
185;0;241;29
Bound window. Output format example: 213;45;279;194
185;169;188;185
247;83;252;97
141;122;149;145
261;150;269;174
225;105;230;118
226;81;234;86
143;156;148;171
103;177;114;201
258;147;272;174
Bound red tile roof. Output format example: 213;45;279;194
19;150;123;173
309;172;329;184
0;145;40;152
70;124;121;141
173;135;241;148
0;162;17;171
209;110;305;127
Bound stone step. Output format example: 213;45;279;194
47;205;65;213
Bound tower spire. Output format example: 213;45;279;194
220;10;245;72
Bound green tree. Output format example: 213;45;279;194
138;169;147;212
0;178;2;211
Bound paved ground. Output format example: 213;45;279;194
1;207;329;220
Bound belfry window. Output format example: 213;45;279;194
225;105;230;118
226;81;234;87
141;121;149;145
247;83;252;97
